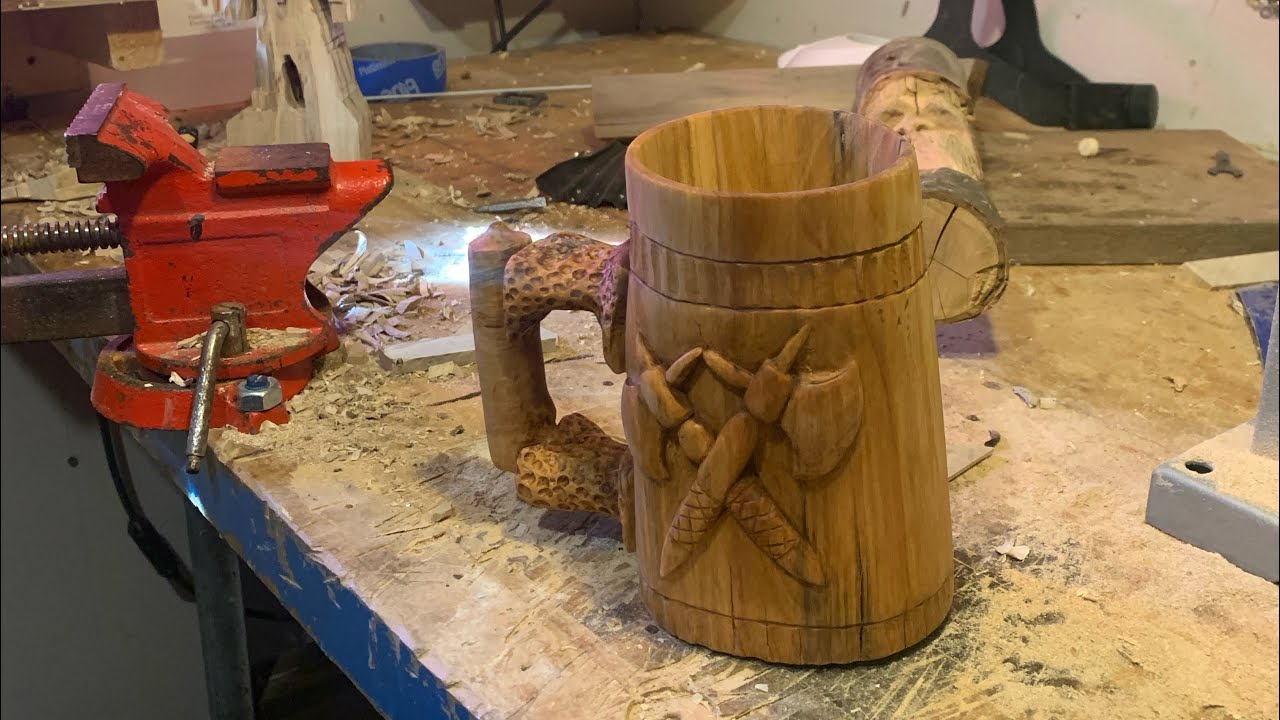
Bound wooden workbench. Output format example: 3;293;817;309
3;33;1277;720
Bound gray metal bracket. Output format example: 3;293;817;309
1145;296;1279;583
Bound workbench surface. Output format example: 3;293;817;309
3;33;1277;720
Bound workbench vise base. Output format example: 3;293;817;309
92;336;317;434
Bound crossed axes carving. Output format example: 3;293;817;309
625;325;829;587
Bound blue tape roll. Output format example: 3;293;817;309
351;43;447;97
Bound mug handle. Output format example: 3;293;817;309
468;222;636;547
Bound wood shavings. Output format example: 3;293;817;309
382;324;411;339
1117;645;1143;667
447;186;472;208
1012;386;1039;408
1164;375;1188;392
425;153;454;165
169;371;188;387
466;111;488;133
426;502;456;523
307;230;455;349
175;327;311;351
176;334;203;350
466;108;523;140
439;299;463;322
396;295;425;314
36;198;100;217
338;231;369;276
996;538;1031;561
356;328;382;349
428;361;458;379
324;364;352;381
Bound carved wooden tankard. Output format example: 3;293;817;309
468;106;953;665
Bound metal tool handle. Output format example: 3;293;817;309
185;321;229;474
184;303;247;474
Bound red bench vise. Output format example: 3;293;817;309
2;83;392;472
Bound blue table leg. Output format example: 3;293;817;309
187;501;255;720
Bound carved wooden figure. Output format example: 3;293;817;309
469;106;954;665
856;36;1007;323
227;0;371;162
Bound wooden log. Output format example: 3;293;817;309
856;37;1007;323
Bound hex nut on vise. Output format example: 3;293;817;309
237;374;283;412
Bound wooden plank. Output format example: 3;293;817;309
1183;251;1280;289
377;328;558;374
592;65;860;139
591;60;983;140
596;68;1277;267
15;1;162;71
983;129;1280;265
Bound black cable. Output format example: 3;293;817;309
97;414;293;623
99;413;197;602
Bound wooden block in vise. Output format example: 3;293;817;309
377;328;558;375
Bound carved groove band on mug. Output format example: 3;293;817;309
641;573;953;629
629;226;926;310
639;575;954;664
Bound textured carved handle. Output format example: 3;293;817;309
468;223;635;547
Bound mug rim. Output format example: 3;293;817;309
623;104;914;200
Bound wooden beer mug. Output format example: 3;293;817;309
468;106;953;665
